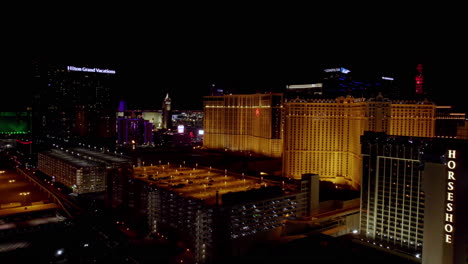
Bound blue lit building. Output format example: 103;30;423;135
285;67;387;101
321;66;382;98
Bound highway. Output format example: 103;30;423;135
15;167;86;218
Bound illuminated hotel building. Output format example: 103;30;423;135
360;132;425;261
32;60;117;141
389;99;435;137
359;132;468;264
203;93;283;158
282;94;436;188
283;96;367;188
434;106;466;138
116;117;153;145
421;139;468;264
456;120;468;139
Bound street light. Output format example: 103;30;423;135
19;192;30;206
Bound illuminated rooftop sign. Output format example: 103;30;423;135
67;66;116;74
286;83;323;89
340;67;350;74
382;76;394;81
324;67;350;74
178;125;184;134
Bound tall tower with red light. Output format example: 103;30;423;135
415;64;424;95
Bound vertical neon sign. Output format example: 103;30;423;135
445;149;456;243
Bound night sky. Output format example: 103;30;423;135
1;11;463;112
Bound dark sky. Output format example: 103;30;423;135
1;10;463;112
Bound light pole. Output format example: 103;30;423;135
19;192;30;207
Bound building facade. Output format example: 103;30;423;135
282;95;436;188
162;93;172;129
283;96;367;188
122;164;315;263
38;149;107;194
117;118;153;145
359;132;468;264
360;132;425;260
434;106;466;138
203;92;436;188
421;140;468;264
0;111;32;135
32;60;117;141
203;93;283;158
38;147;131;194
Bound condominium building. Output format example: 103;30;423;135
203;93;283;158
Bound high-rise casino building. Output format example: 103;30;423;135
359;131;468;264
203;92;436;189
283;94;435;188
203;93;283;158
360;132;425;260
32;59;117;141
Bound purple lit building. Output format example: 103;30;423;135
117;118;153;145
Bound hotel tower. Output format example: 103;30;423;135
360;132;468;264
203;92;436;188
283;94;435;188
203;93;283;158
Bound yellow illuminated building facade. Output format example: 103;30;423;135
283;96;367;188
203;93;436;189
389;100;437;138
203;93;283;158
283;95;436;189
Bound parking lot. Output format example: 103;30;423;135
0;169;50;208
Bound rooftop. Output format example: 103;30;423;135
42;149;102;168
70;148;131;164
133;164;296;205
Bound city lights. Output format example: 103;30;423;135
0;52;465;264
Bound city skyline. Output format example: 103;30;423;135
2;9;467;263
1;53;460;113
2;5;462;112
